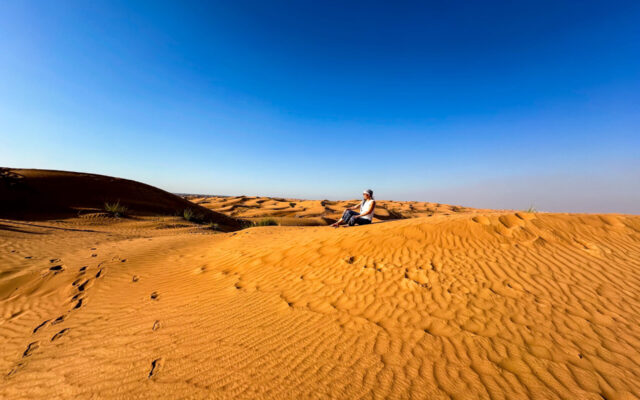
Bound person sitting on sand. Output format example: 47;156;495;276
331;189;376;227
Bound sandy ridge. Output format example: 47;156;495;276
186;195;491;226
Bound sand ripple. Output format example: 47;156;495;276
1;213;639;399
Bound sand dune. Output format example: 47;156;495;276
185;195;488;225
2;205;640;398
1;168;240;231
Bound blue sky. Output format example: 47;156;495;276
1;1;639;213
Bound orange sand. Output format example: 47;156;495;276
186;195;490;225
2;169;640;399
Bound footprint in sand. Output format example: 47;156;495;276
152;320;161;331
7;362;25;377
150;292;159;300
22;341;39;357
49;265;64;274
51;328;69;341
33;320;49;334
77;279;91;292
148;358;163;379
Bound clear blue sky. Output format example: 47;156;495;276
1;1;639;213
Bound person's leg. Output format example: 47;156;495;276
332;210;356;227
331;210;347;227
342;210;359;226
347;215;356;226
349;217;371;226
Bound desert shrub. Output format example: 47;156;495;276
289;202;296;208
254;218;278;226
180;209;207;223
207;222;219;230
278;217;325;226
104;201;127;217
183;208;195;221
525;205;538;213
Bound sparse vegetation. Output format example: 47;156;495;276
183;208;195;221
289;202;296;208
184;209;209;223
525;205;538;213
181;208;213;225
207;222;219;231
254;218;279;226
104;201;127;217
240;218;280;228
278;218;325;226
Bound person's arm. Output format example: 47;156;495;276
348;202;362;211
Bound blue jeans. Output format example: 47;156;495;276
342;210;371;226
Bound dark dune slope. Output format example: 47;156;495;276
0;168;242;230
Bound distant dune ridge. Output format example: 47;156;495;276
0;168;242;230
1;168;640;399
185;195;491;225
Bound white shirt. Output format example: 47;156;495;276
360;199;375;221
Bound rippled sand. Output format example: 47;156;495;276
2;211;639;399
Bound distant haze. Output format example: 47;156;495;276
407;172;640;214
